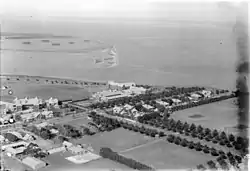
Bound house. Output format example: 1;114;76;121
191;93;202;100
124;104;134;111
13;97;43;111
171;98;182;104
0;135;5;142
50;129;59;134
63;141;73;148
23;134;33;141
41;111;53;119
131;108;138;115
22;156;46;170
142;104;154;111
155;100;169;107
45;97;59;106
36;122;48;129
113;106;123;114
47;146;66;154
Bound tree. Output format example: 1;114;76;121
14;114;22;121
207;160;217;170
196;164;206;170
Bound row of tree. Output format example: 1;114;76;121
166;134;243;168
138;115;248;156
170;94;234;112
99;147;154;170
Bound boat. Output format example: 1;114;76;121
41;40;50;42
52;43;60;46
22;41;31;45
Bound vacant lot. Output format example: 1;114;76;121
41;151;131;171
72;128;154;153
122;139;214;170
1;80;90;102
171;99;238;131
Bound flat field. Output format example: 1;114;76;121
122;139;214;170
170;99;238;131
1;80;90;102
72;128;154;153
41;151;131;171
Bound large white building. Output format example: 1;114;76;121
22;156;46;170
108;81;136;89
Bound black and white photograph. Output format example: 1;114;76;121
0;0;249;170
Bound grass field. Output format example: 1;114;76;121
122;139;214;170
1;80;90;102
72;128;154;153
41;151;131;171
170;99;238;131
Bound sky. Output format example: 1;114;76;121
0;0;243;20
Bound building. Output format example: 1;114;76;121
45;97;59;106
41;111;53;119
63;141;73;148
13;97;43;111
155;100;169;107
36;122;48;129
20;112;40;122
0;135;5;142
201;90;212;98
142;104;154;111
22;156;46;170
190;93;202;100
171;98;182;104
47;146;66;154
124;104;134;111
108;81;136;90
122;86;147;95
2;141;28;150
113;106;123;114
5;146;26;156
50;129;59;134
68;146;85;155
93;90;130;102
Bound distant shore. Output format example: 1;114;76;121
0;74;108;87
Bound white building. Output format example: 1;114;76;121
155;100;169;107
93;90;130;102
113;106;123;114
22;157;46;170
45;97;59;106
21;112;40;122
0;135;5;142
201;90;212;98
68;146;85;155
13;97;43;106
108;81;136;89
142;104;154;111
190;93;202;100
6;146;26;156
41;111;53;119
124;104;134;111
2;141;28;150
171;98;182;104
123;86;146;95
63;141;73;148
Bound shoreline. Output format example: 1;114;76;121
0;74;108;86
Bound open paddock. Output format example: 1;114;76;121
41;151;131;171
0;81;91;102
72;128;154;153
170;99;238;132
122;139;214;170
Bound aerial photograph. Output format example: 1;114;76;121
0;0;249;171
